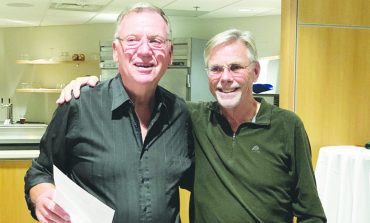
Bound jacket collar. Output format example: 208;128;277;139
208;97;272;127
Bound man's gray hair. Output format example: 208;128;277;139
204;29;258;65
114;2;172;40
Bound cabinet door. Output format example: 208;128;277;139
0;160;37;223
298;0;370;26
281;0;370;167
296;27;370;162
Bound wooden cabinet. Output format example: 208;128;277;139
179;188;191;223
298;0;370;26
0;160;37;223
296;27;370;156
0;160;190;223
280;0;370;166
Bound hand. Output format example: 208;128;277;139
56;76;99;104
34;188;70;223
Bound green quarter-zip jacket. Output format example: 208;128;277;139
187;98;326;223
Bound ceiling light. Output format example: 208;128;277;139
6;3;34;7
0;18;36;25
49;2;104;12
239;8;256;13
239;8;274;14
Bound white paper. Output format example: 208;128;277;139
53;165;115;223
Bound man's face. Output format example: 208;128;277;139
113;11;172;89
207;40;259;109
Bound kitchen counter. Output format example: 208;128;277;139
0;150;39;159
0;142;40;160
0;123;45;160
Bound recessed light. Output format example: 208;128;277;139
6;3;34;7
239;8;274;14
239;8;256;13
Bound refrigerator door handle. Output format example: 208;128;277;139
186;73;191;88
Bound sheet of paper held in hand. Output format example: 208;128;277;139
53;165;115;223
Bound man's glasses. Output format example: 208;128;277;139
116;35;170;50
206;63;252;76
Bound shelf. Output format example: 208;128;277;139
16;59;98;65
16;88;61;93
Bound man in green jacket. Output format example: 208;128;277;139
57;28;326;222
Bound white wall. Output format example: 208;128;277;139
171;15;281;57
0;29;5;95
0;15;280;123
0;29;10;120
0;24;114;123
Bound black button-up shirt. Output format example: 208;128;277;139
25;75;194;223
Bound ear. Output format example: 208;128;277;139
112;41;119;62
252;61;261;83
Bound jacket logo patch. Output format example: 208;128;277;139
251;145;260;153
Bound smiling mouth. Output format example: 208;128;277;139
134;62;155;68
217;87;240;93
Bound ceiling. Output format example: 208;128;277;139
0;0;280;28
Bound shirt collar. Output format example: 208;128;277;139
111;75;131;111
253;97;272;126
110;74;168;112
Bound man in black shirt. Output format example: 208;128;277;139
24;3;194;223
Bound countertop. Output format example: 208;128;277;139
0;150;39;159
0;142;40;160
0;123;45;160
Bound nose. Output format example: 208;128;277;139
223;65;233;73
136;39;153;56
220;66;234;81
